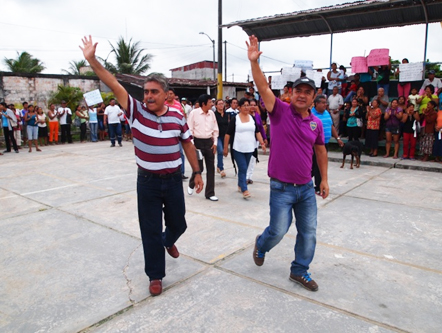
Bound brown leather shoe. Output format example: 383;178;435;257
253;235;265;266
149;280;162;296
289;273;318;292
166;244;179;258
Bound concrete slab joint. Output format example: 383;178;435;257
123;244;141;304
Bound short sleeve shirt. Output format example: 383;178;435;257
268;98;324;185
125;94;192;174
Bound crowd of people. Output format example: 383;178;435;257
292;63;442;162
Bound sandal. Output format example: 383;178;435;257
220;171;226;178
36;148;42;152
217;167;221;174
242;190;251;199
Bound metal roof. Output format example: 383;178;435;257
222;0;442;41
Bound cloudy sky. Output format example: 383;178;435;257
2;0;441;82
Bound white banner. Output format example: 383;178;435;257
305;70;324;88
83;89;103;106
399;62;424;82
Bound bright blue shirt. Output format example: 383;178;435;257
2;112;8;127
311;107;332;144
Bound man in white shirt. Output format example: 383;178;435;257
327;87;344;132
187;94;219;201
104;98;124;147
225;98;239;120
420;70;442;93
181;97;192;118
58;100;73;144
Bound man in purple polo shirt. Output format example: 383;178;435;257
81;35;203;297
247;35;329;292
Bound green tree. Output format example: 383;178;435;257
48;85;84;112
63;60;95;76
424;60;442;78
3;51;45;73
101;92;116;105
105;37;153;75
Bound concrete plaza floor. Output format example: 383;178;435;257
1;141;441;333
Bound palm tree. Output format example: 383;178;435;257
106;37;152;75
63;60;94;76
4;51;45;73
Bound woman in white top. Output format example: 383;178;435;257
87;104;98;142
223;98;266;199
37;106;48;146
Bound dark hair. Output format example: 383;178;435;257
238;97;250;107
249;98;258;105
314;95;326;105
391;98;398;104
168;88;176;94
402;58;409;63
110;98;116;102
198;94;211;107
0;102;7;108
428;100;437;108
406;102;415;109
230;97;238;103
425;84;435;94
23;102;28;106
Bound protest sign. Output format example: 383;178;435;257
282;67;301;82
294;60;313;71
83;89;103;106
351;56;368;73
305;70;324;87
271;75;285;90
367;49;390;66
399;62;424;82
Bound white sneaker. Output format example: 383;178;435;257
187;186;194;195
207;196;218;201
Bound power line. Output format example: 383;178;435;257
227;42;292;65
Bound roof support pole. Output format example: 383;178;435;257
318;15;333;69
421;0;429;78
330;32;333;69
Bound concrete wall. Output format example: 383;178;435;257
0;73;102;108
171;68;214;80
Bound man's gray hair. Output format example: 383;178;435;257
144;73;169;92
314;95;326;105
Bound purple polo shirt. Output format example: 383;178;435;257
268;98;324;184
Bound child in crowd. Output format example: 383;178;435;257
408;88;420;110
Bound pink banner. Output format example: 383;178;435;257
351;57;368;73
367;48;390;66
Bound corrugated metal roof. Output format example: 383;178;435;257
223;0;442;41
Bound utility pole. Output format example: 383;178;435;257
199;32;215;81
217;0;223;99
224;40;227;81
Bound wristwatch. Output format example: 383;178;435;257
337;137;341;140
193;171;202;175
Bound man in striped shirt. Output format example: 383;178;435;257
81;35;203;297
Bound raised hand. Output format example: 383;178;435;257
246;35;262;62
79;35;98;61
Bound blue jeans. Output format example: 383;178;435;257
89;122;98;142
137;170;187;280
108;123;122;145
344;91;356;103
233;149;252;192
257;179;317;276
217;137;224;171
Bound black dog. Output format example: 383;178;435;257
340;141;363;169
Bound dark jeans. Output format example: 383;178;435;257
312;143;329;192
108;123;122;145
137;169;187;280
80;122;87;141
347;126;360;141
233;149;252;192
61;124;72;143
189;138;215;198
3;127;18;152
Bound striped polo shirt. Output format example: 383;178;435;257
126;95;192;174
